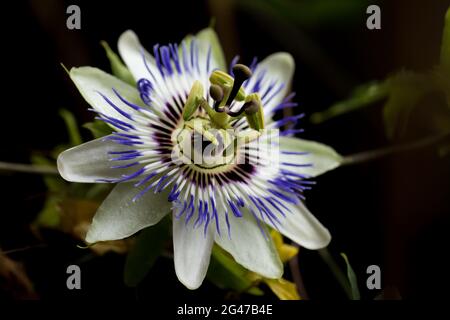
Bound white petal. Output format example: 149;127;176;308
57;136;142;183
248;52;295;114
86;183;170;243
70;66;143;122
173;213;214;289
195;28;226;71
215;209;283;279
117;30;156;82
279;136;343;178
118;30;195;112
266;200;331;250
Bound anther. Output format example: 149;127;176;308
209;84;224;102
243;94;264;130
243;99;259;115
209;85;224;111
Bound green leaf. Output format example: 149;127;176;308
59;109;82;146
123;216;170;287
101;41;135;86
440;7;450;73
340;253;360;300
207;245;263;296
310;81;388;124
83;120;112;139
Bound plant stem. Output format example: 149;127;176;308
2;244;47;255
0;161;58;175
318;248;352;299
342;131;450;166
288;244;309;300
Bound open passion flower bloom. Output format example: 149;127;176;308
57;28;342;289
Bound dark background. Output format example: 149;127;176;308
0;0;449;300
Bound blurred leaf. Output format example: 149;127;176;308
440;7;450;73
59;109;82;146
31;154;64;192
309;8;450;141
31;154;65;228
124;216;170;287
439;143;450;157
54;197;99;243
434;66;450;110
34;195;61;228
340;253;360;300
383;71;435;139
101;41;135;85
84;183;113;201
312;71;440;140
240;0;371;29
59;198;99;232
270;230;298;263
264;278;300;300
37;194;132;255
310;81;388;124
207;245;263;295
0;251;37;299
83;120;112;139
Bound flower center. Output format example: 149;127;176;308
172;63;265;171
182;63;264;131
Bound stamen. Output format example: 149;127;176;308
225;64;252;105
182;80;204;120
209;70;246;104
243;93;264;130
198;99;216;120
221;98;259;117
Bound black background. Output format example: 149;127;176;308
0;0;449;301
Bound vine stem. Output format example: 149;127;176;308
2;244;47;255
0;161;58;175
342;131;450;166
